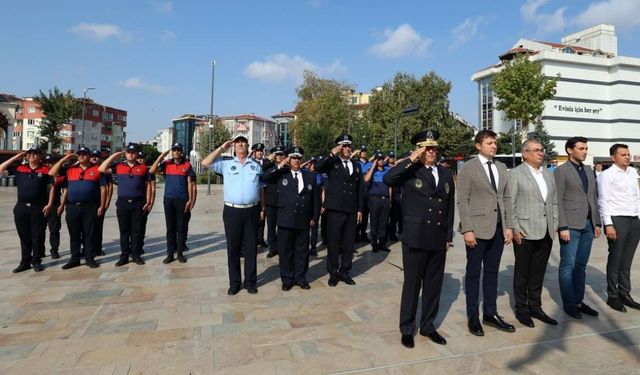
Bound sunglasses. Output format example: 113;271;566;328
341;144;352;149
290;156;302;160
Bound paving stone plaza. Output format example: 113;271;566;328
0;185;639;374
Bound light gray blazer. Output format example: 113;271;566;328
457;156;514;240
509;163;558;240
553;161;601;230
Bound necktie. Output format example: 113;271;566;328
293;172;301;193
426;167;436;189
487;161;497;191
344;160;350;175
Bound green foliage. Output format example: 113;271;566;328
497;131;523;155
139;144;161;165
198;119;231;161
491;55;559;129
34;87;80;150
438;118;476;158
527;122;557;162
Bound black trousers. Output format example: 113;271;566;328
399;244;446;335
320;210;328;244
465;223;504;319
356;195;370;240
14;202;46;266
163;198;189;256
309;220;319;251
265;205;278;251
277;227;310;285
513;233;553;315
46;208;61;254
184;210;191;249
66;203;98;262
94;211;105;255
223;205;259;287
607;216;640;299
388;198;403;237
326;210;356;276
368;195;390;245
258;214;266;244
116;198;145;260
140;211;149;251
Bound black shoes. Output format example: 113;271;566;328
420;330;447;345
132;257;145;265
115;259;129;267
96;249;106;256
579;303;599;317
359;236;371;244
377;245;391;252
401;334;415;348
61;261;81;270
266;250;278;258
297;280;311;290
564;306;583;319
177;254;187;263
516;313;535;328
228;285;241;295
530;310;557;325
339;274;356;285
309;248;318;257
483;315;516;333
621;295;640;310
607;297;627;312
468;318;485;336
86;260;100;269
282;284;293;291
163;256;175;264
51;250;60;259
328;275;339;287
12;264;31;273
258;240;268;248
244;284;258;294
33;263;44;272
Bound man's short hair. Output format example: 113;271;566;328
521;138;542;153
610;143;628;156
565;136;588;154
474;130;497;145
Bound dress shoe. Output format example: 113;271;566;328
51;251;60;259
328;276;339;287
516;313;535;328
298;282;311;290
420;330;447;345
115;259;129;267
227;285;241;295
309;248;318;257
177;254;187;263
620;295;640;310
530;310;558;325
372;244;378;253
96;249;106;256
266;250;278;258
564;306;583;319
377;246;391;252
360;236;371;243
259;240;268;247
483;315;516;333
162;256;175;264
86;260;100;269
245;284;258;294
352;249;358;254
184;245;190;252
33;263;44;272
607;297;627;312
339;274;356;285
468;318;484;336
282;284;293;291
132;257;145;265
401;334;415;348
579;303;598;317
12;264;31;273
61;261;81;270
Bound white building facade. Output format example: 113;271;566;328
472;24;640;164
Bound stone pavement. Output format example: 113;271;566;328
0;185;639;374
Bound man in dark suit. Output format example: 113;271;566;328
384;130;454;348
261;146;320;290
316;134;365;286
457;130;515;337
264;146;285;258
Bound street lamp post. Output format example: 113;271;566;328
81;87;95;147
393;105;420;155
207;60;216;196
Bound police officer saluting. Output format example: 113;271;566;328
43;154;64;259
364;150;392;252
0;148;55;272
99;144;153;266
150;143;196;264
261;146;320;290
316;134;365;286
384;130;455;348
251;143;271;248
49;146;106;269
90;150;111;257
264;146;285;258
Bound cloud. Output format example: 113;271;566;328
69;23;133;43
520;0;567;35
160;29;176;42
244;54;347;84
370;24;431;59
574;0;640;30
119;77;167;93
150;0;173;13
450;17;485;51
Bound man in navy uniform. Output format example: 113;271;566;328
49;147;106;269
137;151;155;254
89;150;111;257
252;143;270;248
150;143;196;264
364;150;392;252
99;144;153;266
385;130;455;348
387;151;403;241
264;146;285;258
261;146;320;290
316;134;365;286
0;149;55;272
355;144;372;244
43;154;63;259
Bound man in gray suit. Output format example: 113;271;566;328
509;139;559;327
554;136;601;319
458;130;515;337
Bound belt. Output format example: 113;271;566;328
18;202;43;207
225;202;259;208
119;197;145;203
370;195;389;199
68;202;94;207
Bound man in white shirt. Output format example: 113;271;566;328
597;143;640;312
508;139;559;327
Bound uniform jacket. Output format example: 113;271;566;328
509;163;559;240
553;161;601;230
316;155;365;214
263;160;279;206
457;156;514;240
261;166;321;230
384;159;455;250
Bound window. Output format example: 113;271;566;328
13;131;21;137
27;131;35;138
16;119;22;126
16;107;22;114
28;119;35;125
102;112;113;121
92;109;100;117
28;106;36;113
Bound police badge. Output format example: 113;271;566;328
231;166;237;171
282;179;288;186
251;165;256;170
415;179;423;188
445;182;450;194
307;184;312;190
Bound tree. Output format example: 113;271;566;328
497;131;523;155
34;87;80;151
198;118;231;161
438;119;476;159
491;55;559;131
528;122;557;162
139;144;161;165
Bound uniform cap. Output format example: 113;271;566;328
77;146;91;154
270;145;285;154
90;150;101;157
287;146;304;158
138;151;146;158
411;130;440;147
251;143;265;151
126;143;139;152
171;143;183;151
27;147;43;154
335;134;353;145
374;150;384;159
387;151;396;158
359;144;367;151
232;135;248;142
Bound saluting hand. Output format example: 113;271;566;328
278;156;290;168
331;144;342;156
409;146;426;163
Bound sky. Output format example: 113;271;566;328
3;0;640;143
